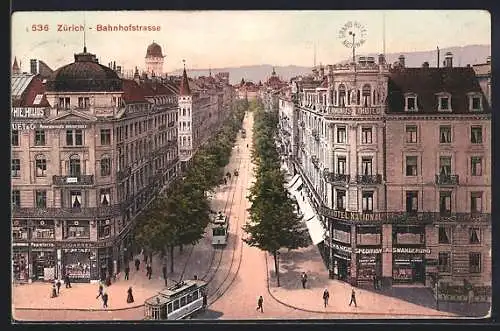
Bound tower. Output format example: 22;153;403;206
145;41;165;77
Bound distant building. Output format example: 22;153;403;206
236;78;259;100
145;41;165;77
472;56;491;105
30;59;54;78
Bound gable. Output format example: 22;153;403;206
47;111;96;123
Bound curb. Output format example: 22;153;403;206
263;252;457;318
14;304;144;312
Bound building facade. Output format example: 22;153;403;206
277;53;491;292
11;48;179;283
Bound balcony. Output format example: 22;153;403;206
435;174;459;185
324;172;350;185
53;175;94;186
356;174;382;185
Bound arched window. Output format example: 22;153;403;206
338;84;346;107
69;154;81;176
100;155;111;177
362;84;371;107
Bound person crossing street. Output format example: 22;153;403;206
323;288;330;307
349;288;357;307
256;295;263;313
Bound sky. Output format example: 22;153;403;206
11;10;491;75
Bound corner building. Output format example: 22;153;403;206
11;48;179;283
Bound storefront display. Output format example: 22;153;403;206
63;249;92;281
393;253;425;284
31;249;56;281
332;248;351;281
357;254;380;282
12;250;29;281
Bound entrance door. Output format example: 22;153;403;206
337;259;348;281
413;261;425;283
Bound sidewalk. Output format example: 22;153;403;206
264;245;483;318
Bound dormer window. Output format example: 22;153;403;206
468;93;483;112
437;93;452;112
404;93;418;112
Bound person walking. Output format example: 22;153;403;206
146;264;152;280
373;275;378;290
51;284;58;298
301;272;308;289
96;283;104;299
256;295;264;313
64;274;72;288
127;286;134;303
56;279;61;295
162;265;168;286
349;288;357;307
124;266;130;280
102;292;109;308
323;288;330;307
134;258;140;271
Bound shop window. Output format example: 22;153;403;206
438;226;451;244
100;188;111;206
361;157;373;176
438;252;451;273
337;157;346;175
35;156;47;177
33;225;55;239
439;157;452;176
469;252;481;273
100;157;111;176
100;129;111;145
405;125;417;143
337;127;346;143
64;221;90;239
336;189;346;211
405;191;418;214
34;130;46;146
35;190;47;208
12;190;20;208
12;130;19;146
12;159;21;177
362;191;374;213
470;192;483;213
405;156;418;176
439;192;452;215
439;126;452;143
471;126;483;144
12;226;29;240
98;221;111;239
69;155;81;176
471;157;483;176
469;227;481;244
70;191;82;209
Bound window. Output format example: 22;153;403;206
70;191;82;208
100;188;111;206
406;191;418;213
35;190;47;208
167;303;173;314
361;157;373;175
66;129;83;146
337;126;346;143
406;96;417;111
173;300;180;310
439;156;452;176
64;222;90;239
100;129;111;145
100;157;111;176
34;130;46;146
12;159;21;177
470;192;483;213
338;85;346;107
361;128;372;144
438;252;451;273
438;226;451;244
439;192;452;215
58;97;70;109
438;96;451;111
469;252;481;273
471;157;482;176
439;126;452;143
35;156;47;177
405;156;418;176
469;227;481;244
362;191;374;213
405;125;417;143
337;157;346;175
12;130;19;146
470;96;482;111
98;221;111;239
12;190;20;208
471;126;483;144
336;189;346;211
362;84;371;107
180;296;186;307
69;155;81;176
78;97;90;108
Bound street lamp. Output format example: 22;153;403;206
435;274;440;311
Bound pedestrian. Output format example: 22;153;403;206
256;295;263;312
125;266;130;280
246;144;248;148
144;253;148;264
127;286;134;303
102;292;109;308
51;284;58;298
147;264;152;280
162;265;167;285
135;258;140;271
323;288;330;307
96;283;104;299
373;275;378;290
64;274;72;288
301;272;308;289
349;288;357;307
56;279;61;295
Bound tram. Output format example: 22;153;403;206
144;279;208;320
211;212;229;246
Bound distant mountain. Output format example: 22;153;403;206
169;44;490;85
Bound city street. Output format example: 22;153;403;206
12;112;461;321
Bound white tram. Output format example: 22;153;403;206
211;212;229;246
144;279;208;320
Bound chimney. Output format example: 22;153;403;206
319;65;325;78
422;61;429;68
378;54;386;65
445;52;453;68
398;55;405;68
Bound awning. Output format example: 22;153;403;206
305;216;327;245
286;174;300;189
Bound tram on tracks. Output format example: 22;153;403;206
211;211;229;246
144;279;208;320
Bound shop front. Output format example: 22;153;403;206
331;243;352;281
31;243;56;281
392;247;430;284
98;246;114;281
12;243;29;282
60;242;99;282
357;249;382;283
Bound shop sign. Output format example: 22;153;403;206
357;248;382;254
31;243;55;248
324;209;384;222
392;247;431;254
332;243;352;253
58;242;95;249
426;259;438;266
13;242;29;247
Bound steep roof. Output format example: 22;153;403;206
11;74;50;107
179;68;191;95
121;79;147;103
387;67;489;114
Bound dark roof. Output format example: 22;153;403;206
11;74;50;107
179;68;191;95
146;42;164;58
121;79;147;103
387;67;489;114
46;49;122;92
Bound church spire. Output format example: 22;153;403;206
12;57;20;74
180;59;191;95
